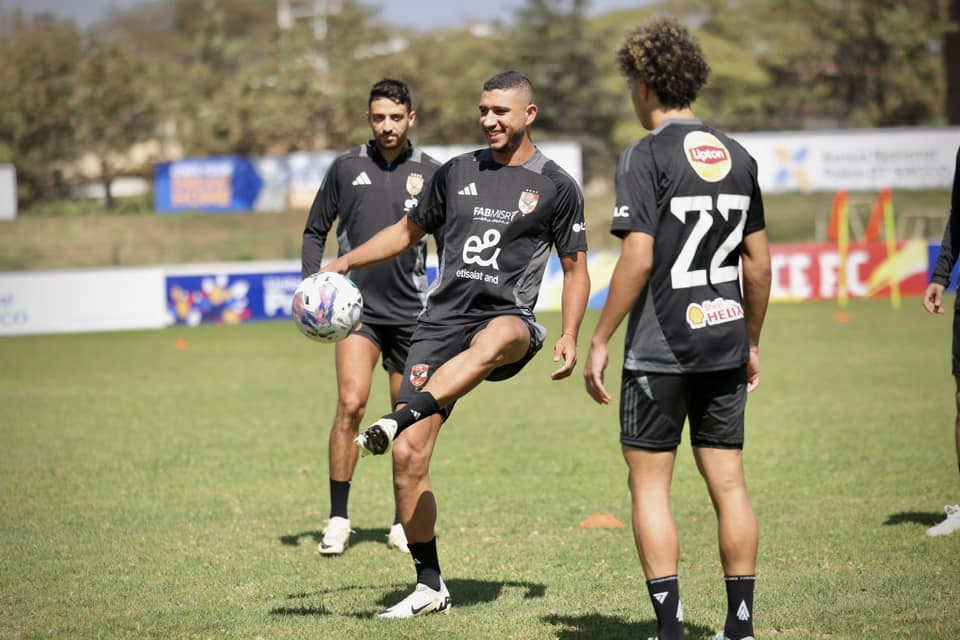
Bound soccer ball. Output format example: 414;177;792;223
291;272;363;342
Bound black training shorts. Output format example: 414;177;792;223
619;366;748;451
350;322;416;374
395;316;546;417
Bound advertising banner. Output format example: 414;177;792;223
733;128;960;194
155;157;264;213
0;268;167;336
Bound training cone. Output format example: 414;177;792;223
580;513;625;529
174;338;190;350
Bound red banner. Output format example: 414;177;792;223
770;240;929;302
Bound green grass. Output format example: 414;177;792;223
1;302;957;639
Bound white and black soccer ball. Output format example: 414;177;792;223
291;272;363;343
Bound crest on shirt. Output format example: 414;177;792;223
410;363;429;388
406;173;424;197
518;190;540;215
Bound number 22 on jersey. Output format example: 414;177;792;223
669;194;750;290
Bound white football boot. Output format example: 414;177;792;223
926;504;960;537
318;516;351;555
354;418;398;456
378;579;452;618
386;522;409;553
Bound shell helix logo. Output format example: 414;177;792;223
686;298;743;330
683;131;732;183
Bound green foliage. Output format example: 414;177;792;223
0;0;954;204
0;303;958;638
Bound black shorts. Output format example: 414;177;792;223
619;366;747;451
396;316;546;417
351;322;415;374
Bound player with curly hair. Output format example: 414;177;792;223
584;17;771;640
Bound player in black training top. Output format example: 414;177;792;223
582;18;771;640
301;79;440;557
323;70;590;618
922;145;960;538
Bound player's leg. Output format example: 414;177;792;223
318;331;380;555
620;370;687;640
377;411;451;618
357;316;532;455
385;368;409;552
690;367;757;640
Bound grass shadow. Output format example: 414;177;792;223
542;613;715;640
270;578;546;619
279;527;390;548
883;511;943;527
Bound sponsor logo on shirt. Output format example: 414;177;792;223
683;131;732;183
410;363;429;388
573;222;586;233
462;229;501;269
613;205;630;218
352;171;372;186
406;173;424;197
458;182;478;196
472;207;515;225
686;297;743;329
517;190;539;215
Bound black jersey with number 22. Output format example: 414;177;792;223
611;120;765;373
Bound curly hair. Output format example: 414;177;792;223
616;17;710;109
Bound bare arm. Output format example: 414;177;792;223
583;232;653;404
741;229;772;391
551;251;591;380
323;216;427;274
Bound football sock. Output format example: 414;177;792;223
723;575;756;640
409;537;442;591
393;506;402;526
329;479;350;519
646;575;684;640
390;392;440;436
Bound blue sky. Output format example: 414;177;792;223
5;0;654;29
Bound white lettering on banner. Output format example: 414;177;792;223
0;293;27;327
819;252;869;298
263;275;301;317
770;253;813;301
463;229;501;269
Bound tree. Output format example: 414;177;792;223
69;35;159;209
0;12;82;204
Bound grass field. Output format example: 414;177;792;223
1;301;958;639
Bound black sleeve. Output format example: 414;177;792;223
301;158;341;278
931;146;960;287
744;155;766;236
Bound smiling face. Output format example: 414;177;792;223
478;86;538;164
367;97;415;155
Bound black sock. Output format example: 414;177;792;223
646;575;684;640
409;537;442;591
390;392;440;436
723;575;756;640
393;506;402;526
329;479;350;519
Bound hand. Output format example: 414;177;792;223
321;256;350;275
550;333;578;380
583;340;611;404
923;283;945;314
747;348;760;393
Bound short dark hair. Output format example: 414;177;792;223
482;70;534;102
369;78;413;110
616;17;710;109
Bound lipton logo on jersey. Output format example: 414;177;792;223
406;173;424;197
686;298;743;329
410;363;429;388
683;131;732;183
518;190;540;215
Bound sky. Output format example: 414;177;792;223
4;0;653;30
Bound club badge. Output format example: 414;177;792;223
518;190;540;215
410;363;429;388
406;173;424;197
